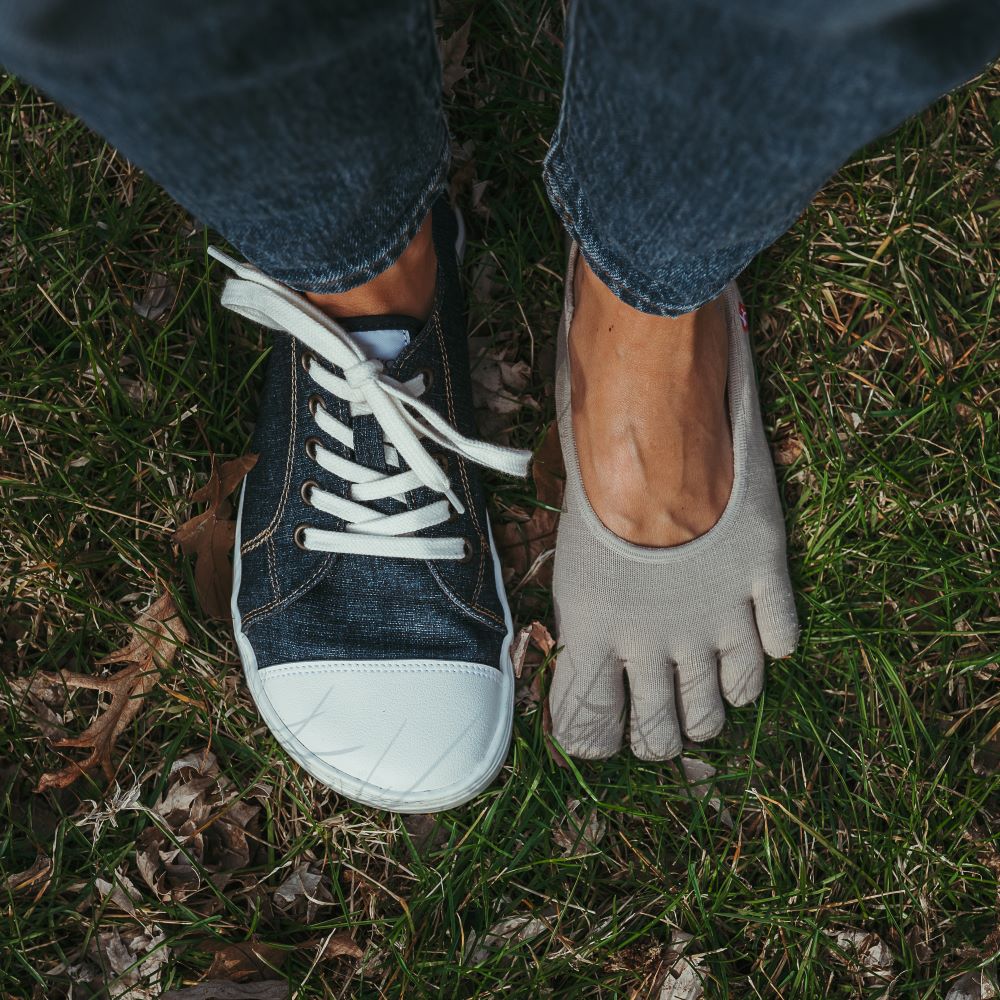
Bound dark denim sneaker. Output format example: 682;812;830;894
209;199;530;812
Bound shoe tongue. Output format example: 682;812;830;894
336;314;424;363
335;314;424;493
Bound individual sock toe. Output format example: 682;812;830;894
549;644;625;759
753;581;800;658
719;633;765;706
625;654;682;759
676;652;726;741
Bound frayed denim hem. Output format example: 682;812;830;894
542;134;760;318
252;128;452;295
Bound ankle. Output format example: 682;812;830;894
306;212;436;321
572;255;728;387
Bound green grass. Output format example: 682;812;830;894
2;2;999;996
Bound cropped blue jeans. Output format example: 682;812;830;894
1;0;998;315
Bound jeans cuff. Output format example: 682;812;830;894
249;125;452;295
542;131;759;317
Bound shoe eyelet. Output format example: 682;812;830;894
300;479;317;505
459;538;473;563
416;367;433;392
293;525;308;550
308;393;323;418
300;350;314;374
435;453;449;475
305;436;320;461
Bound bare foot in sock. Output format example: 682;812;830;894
549;251;798;760
570;256;733;547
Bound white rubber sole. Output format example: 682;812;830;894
230;489;516;813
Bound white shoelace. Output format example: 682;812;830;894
209;248;532;560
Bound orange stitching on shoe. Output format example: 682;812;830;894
243;338;298;553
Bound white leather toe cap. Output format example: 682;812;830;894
255;658;512;810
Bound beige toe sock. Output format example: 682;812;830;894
549;249;799;761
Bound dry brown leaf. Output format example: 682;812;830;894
202;941;286;983
5;673;69;739
162;984;288;1000
772;434;804;466
96;924;169;1000
511;620;555;679
471;344;533;417
552;797;607;856
946;969;999;1000
174;455;257;619
95;869;143;918
402;812;449;859
496;423;563;589
676;757;734;828
319;932;364;962
133;271;174;322
659;931;707;1000
826;928;896;984
470;259;498;305
467;912;551;964
439;16;472;96
2;853;52;895
535;606;567;768
272;861;334;923
36;592;188;792
513;621;556;714
927;333;955;369
136;750;263;905
972;728;1000;776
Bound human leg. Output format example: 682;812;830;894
545;0;1000;759
0;0;532;810
0;0;448;292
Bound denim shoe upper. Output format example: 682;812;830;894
222;198;527;669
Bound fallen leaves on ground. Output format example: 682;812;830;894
470;338;532;414
511;620;556;680
946;968;999;1000
676;756;734;829
4;671;69;739
35;592;187;792
401;812;450;859
508;619;569;769
466;912;552;964
272;861;334;923
95;868;144;918
772;433;805;465
202;940;286;983
511;619;556;711
173;455;257;619
132;271;175;322
825;928;896;985
496;423;563;589
439;15;472;96
96;924;169;1000
318;932;364;962
972;726;1000;776
658;931;707;1000
161;984;288;1000
1;853;52;896
552;797;607;856
135;750;265;906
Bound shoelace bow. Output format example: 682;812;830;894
209;248;532;560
